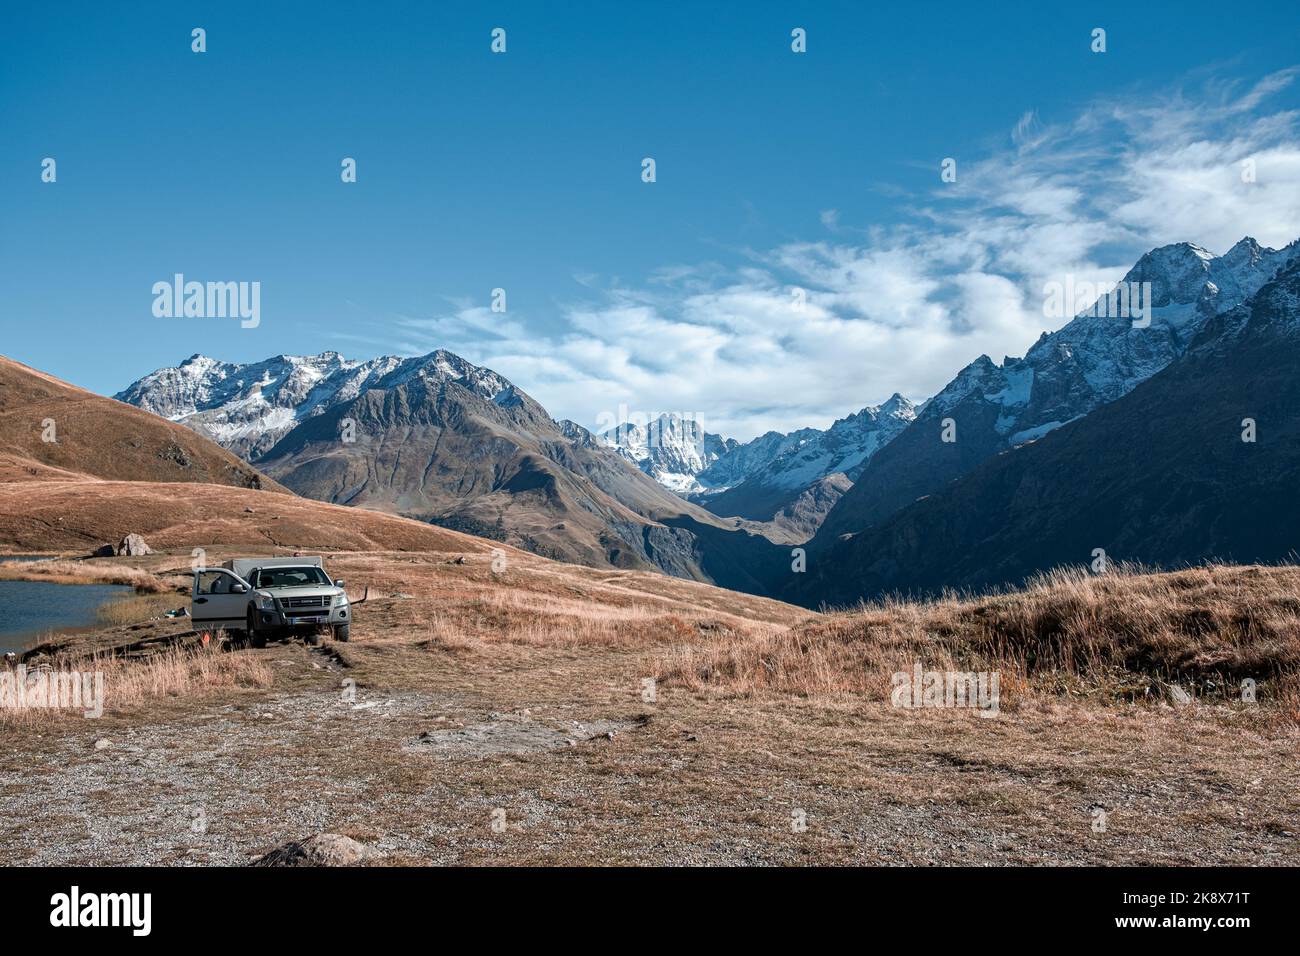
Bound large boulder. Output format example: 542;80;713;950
115;534;153;556
254;833;381;867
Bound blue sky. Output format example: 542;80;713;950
3;1;1299;439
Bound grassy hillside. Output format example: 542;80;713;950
668;563;1300;716
0;355;282;490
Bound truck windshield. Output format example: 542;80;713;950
252;567;332;588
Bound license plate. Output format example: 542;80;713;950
299;616;327;623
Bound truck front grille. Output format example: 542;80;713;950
283;596;328;609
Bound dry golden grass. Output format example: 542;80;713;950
0;354;281;491
655;564;1300;719
0;558;183;593
0;546;808;723
2;549;1296;866
96;591;186;626
100;638;273;704
0;637;273;725
0;478;508;556
329;570;796;685
426;588;790;651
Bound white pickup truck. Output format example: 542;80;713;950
191;556;363;646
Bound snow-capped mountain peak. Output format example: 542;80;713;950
921;237;1293;440
598;412;726;493
749;395;919;492
115;350;519;459
812;235;1300;547
599;392;921;500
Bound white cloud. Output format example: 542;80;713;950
376;68;1300;442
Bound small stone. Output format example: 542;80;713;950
254;833;381;867
93;739;112;750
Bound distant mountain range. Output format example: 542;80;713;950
692;395;917;538
115;235;1300;606
790;239;1300;605
597;395;917;537
813;237;1292;547
116;346;912;551
117;349;790;592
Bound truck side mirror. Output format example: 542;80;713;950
334;579;345;587
232;583;248;594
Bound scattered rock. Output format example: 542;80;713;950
254;833;382;867
243;507;256;513
115;533;153;556
90;544;115;558
157;441;193;468
93;739;112;751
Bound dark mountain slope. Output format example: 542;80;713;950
789;252;1300;606
812;239;1293;549
255;358;787;589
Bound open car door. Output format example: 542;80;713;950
192;568;251;630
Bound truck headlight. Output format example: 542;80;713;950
256;595;275;610
334;593;349;607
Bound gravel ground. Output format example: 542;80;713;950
1;550;1295;867
1;636;1295;866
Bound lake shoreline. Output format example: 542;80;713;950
0;579;138;655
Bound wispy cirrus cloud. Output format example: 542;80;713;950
347;67;1300;441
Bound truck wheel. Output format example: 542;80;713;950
333;624;350;642
247;608;266;648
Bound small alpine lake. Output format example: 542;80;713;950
0;578;133;654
